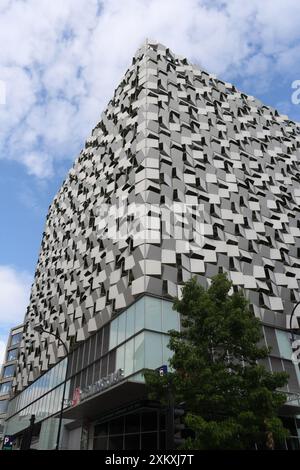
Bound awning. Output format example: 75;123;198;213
60;380;147;422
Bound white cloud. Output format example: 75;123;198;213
23;152;54;178
0;265;32;325
0;0;299;178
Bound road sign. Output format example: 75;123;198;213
2;435;14;450
156;364;168;376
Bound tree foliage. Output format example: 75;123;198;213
144;274;289;449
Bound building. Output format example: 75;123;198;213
0;324;23;444
4;40;300;449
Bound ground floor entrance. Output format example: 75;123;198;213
92;402;167;450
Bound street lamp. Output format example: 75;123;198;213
289;302;300;343
33;325;69;451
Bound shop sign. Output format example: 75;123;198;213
68;368;125;407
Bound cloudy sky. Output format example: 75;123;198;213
0;0;300;365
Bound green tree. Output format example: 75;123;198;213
144;274;289;449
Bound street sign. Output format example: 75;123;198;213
2;435;14;450
156;364;168;376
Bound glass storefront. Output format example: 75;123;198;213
67;296;179;399
8;358;68;418
93;408;166;450
5;295;179;448
5;380;70;436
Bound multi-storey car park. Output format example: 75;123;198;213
4;40;300;450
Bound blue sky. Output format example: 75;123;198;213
1;0;300;363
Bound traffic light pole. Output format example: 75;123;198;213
166;383;175;450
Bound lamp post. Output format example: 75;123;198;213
33;325;69;451
289;301;300;343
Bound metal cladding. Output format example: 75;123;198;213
16;40;300;391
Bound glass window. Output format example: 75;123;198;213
94;436;108;450
283;360;300;392
0;399;8;414
276;329;293;360
0;382;12;396
80;368;87;390
125;434;140;450
43;367;51;391
89;334;96;363
30;381;36;403
109;416;124;435
94;359;101;382
108;435;123;450
54;362;62;389
58;363;64;387
145;297;162;331
35;377;44;398
141;432;157;449
135;297;145;333
117;313;126;345
72;348;79;376
7;348;18;361
126;305;135;339
159;432;166;450
53;386;61;415
39;395;46;420
116;344;125;372
141;410;158;431
35;395;41;420
125;412;140;433
95;330;103;361
264;326;280;355
10;332;22;346
47;390;55;416
95;422;108;436
24;388;29;408
101;356;108;378
162;335;173;367
76;344;84;372
19;390;24;410
3;365;15;378
39;373;47;400
162;300;179;333
48;367;55;390
145;332;163;369
124;338;134;377
108;350;116;374
109;319;118;350
86;364;94;387
83;338;91;367
134;333;144;372
102;325;110;354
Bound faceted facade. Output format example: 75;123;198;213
17;40;300;402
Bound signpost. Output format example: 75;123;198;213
156;364;168;376
2;435;14;450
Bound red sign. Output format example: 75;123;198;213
72;387;81;406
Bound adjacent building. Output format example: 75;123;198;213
4;40;300;449
0;324;23;444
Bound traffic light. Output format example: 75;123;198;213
166;401;188;449
173;405;186;447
